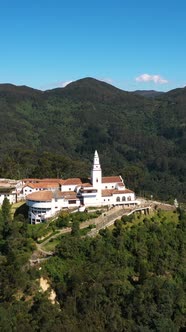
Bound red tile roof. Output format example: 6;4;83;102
102;189;113;197
62;178;83;185
81;183;93;188
102;188;134;197
24;182;60;189
22;178;41;182
61;191;77;199
26;190;64;201
112;189;134;194
102;176;122;183
26;191;53;201
117;182;125;186
23;178;64;185
39;179;65;184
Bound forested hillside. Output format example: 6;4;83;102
0;201;186;331
0;78;186;201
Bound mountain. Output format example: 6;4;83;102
46;77;142;104
0;78;185;201
133;90;164;98
0;83;42;100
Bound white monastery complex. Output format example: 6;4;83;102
0;151;138;224
26;151;138;223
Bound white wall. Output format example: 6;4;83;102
27;196;80;223
23;186;36;197
82;193;98;206
28;197;65;223
61;184;77;192
27;199;53;209
101;196;113;205
0;193;16;205
112;192;136;204
115;183;126;190
101;183;117;190
23;185;60;198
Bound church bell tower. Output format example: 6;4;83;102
91;150;102;197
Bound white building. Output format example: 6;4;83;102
0;179;24;205
26;151;138;224
22;180;63;198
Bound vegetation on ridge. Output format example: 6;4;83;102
0;201;185;331
0;77;186;201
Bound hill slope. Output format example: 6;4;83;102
133;90;164;98
0;78;185;201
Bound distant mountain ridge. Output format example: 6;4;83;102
0;78;185;99
0;77;185;201
0;83;42;95
133;90;165;98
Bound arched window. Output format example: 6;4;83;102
127;196;131;201
122;196;126;201
116;196;120;202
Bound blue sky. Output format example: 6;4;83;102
0;0;186;91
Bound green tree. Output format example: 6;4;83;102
71;220;80;237
1;197;11;221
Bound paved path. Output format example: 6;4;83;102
87;205;151;237
30;200;175;262
34;206;138;256
30;206;133;260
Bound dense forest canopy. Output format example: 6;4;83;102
0;202;185;331
0;78;186;201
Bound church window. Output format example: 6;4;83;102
116;197;120;202
122;196;126;201
127;196;131;201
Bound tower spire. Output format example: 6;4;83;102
92;150;101;171
91;151;102;197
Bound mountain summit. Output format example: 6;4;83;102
46;77;131;102
0;77;185;201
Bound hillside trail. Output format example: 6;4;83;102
30;200;174;263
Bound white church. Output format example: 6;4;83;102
26;151;138;223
